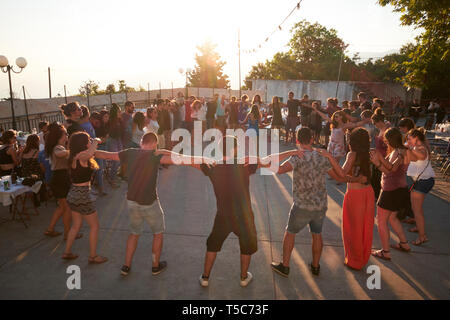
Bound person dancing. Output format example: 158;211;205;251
62;132;107;263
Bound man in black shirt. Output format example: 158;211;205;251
285;91;300;144
300;94;312;127
199;135;301;287
96;132;214;276
206;95;218;129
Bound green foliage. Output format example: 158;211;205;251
378;0;450;98
188;41;230;89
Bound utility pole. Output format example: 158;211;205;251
238;28;242;98
64;84;68;104
22;86;31;132
147;83;150;105
48;67;52;98
159;82;162;98
335;54;343;98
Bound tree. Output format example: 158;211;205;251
118;80;127;92
188;41;230;88
105;83;116;94
245;20;355;87
78;80;100;96
378;0;450;98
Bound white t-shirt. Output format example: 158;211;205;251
146;120;160;134
197;105;207;121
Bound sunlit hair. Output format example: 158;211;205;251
358;92;367;100
132;112;146;131
349;127;371;180
398;117;415;131
408;128;430;154
271;96;279;105
342;100;349;108
23;134;40;154
142;132;158;145
68;132;99;170
252;95;262;104
191;99;202;110
241;94;248;101
45;122;66;157
384;127;407;154
0;129;16;144
371;107;385;123
60;102;80;118
331;110;347;129
327;97;337;107
39;121;49;131
80;105;90;119
249;104;261;120
373;98;384;107
361;110;373;119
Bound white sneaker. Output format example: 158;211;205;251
199;274;209;287
240;272;253;287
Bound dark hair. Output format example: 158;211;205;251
407;128;430;154
342;100;349;108
23;134;40;154
220;135;238;158
45;122;66;157
296;127;312;145
384;127;407;150
371;107;385;123
349;128;371;180
252;95;262;104
349;100;359;108
361;110;373;119
68;132;98;169
288;91;294;96
142;132;158;145
133;111;146;131
109;103;121;127
38;121;49;131
80;105;90;119
327;97;337;107
60;102;80;118
398;117;415;131
1;129;16;144
373;98;384;107
358;92;367;100
124;101;134;108
99;110;109;123
147;107;157;118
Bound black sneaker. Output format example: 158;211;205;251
271;262;289;277
152;261;167;275
310;263;320;276
121;265;130;276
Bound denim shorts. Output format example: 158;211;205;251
286;204;326;234
127;199;165;235
407;176;435;195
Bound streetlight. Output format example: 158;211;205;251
0;55;27;130
179;67;191;98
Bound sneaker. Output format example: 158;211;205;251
199;274;209;287
121;265;130;276
271;262;290;277
240;272;253;287
310;263;320;276
152;261;167;275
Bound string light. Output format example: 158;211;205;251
243;1;302;54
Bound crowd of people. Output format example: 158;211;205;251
0;90;446;287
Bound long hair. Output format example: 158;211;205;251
385;127;407;155
331;110;347;129
60;102;80;119
271;96;279;106
23;134;40;154
408;128;431;154
249;104;261;120
45;122;66;157
109;103;121;127
371;107;385;123
68;132;99;170
252;95;262;104
0;130;16;144
349;128;371;180
132;112;146;131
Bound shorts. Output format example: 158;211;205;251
206;213;257;255
377;187;410;212
286;204;326;234
285;116;299;132
127;199;165;235
50;169;71;199
327;141;346;158
407;176;435;195
67;185;96;215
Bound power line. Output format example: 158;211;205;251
243;1;302;54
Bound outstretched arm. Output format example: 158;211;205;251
95;150;119;161
156;149;215;170
258;149;303;168
75;139;101;161
312;106;331;123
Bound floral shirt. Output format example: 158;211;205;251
288;150;332;211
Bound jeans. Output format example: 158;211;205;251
95;144;106;189
107;137;122;181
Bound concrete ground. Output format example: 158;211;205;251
0;143;449;300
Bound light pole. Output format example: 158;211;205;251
179;68;191;98
0;55;27;130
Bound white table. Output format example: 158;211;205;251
0;181;42;228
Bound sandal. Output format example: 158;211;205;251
62;253;78;260
63;233;83;241
88;255;108;264
390;241;411;252
371;249;391;261
44;230;62;237
408;227;419;233
412;238;429;246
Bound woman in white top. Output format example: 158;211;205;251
131;112;146;148
405;128;435;245
146;107;160;134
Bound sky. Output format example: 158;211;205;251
0;0;421;100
